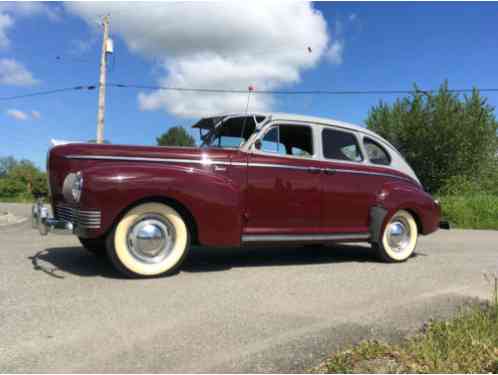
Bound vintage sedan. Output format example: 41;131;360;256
32;113;443;277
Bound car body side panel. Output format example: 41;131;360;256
244;153;322;235
48;144;245;246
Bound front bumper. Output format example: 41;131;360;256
32;200;74;235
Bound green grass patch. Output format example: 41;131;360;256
313;281;498;373
438;193;498;230
0;195;36;203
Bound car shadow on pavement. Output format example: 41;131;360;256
181;243;404;273
29;244;425;278
28;247;125;279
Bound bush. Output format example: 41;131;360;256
366;81;498;193
0;156;48;201
439;193;498;230
0;178;25;198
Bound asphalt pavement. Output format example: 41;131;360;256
0;203;497;372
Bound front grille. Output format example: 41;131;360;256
55;205;101;229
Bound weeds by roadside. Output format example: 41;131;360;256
312;276;498;373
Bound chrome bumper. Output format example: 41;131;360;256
32;201;74;235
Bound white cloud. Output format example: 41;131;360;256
67;2;337;118
0;12;13;49
0;58;38;86
6;109;29;121
0;2;61;20
326;40;344;65
0;2;61;49
5;108;41;121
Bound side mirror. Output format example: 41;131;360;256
254;139;262;150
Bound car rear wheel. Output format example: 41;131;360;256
79;237;106;256
374;209;418;262
106;202;190;278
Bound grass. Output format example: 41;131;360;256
0;195;37;203
313;278;498;373
438;193;498;230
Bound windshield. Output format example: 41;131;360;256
200;116;264;148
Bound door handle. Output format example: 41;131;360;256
307;167;321;174
213;165;227;172
323;168;336;175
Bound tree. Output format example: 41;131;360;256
366;81;498;193
156;126;196;147
0;156;18;177
0;157;48;200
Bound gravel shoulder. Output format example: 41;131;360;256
0;203;497;372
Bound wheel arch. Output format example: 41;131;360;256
109;195;199;246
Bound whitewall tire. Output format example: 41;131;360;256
106;202;190;277
374;209;418;262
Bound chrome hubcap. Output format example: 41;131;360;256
387;218;410;252
127;215;176;264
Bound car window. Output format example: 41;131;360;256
322;128;363;162
259;125;313;158
364;137;391;165
202;116;257;148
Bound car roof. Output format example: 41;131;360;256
196;111;391;146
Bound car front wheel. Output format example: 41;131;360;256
106;202;190;278
374;209;418;262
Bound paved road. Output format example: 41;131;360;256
1;203;497;372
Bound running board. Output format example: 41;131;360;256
241;233;371;243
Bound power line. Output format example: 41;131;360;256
0;85;96;101
108;83;498;95
2;83;498;102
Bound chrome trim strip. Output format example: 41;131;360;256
334;168;413;182
66;154;232;166
248;162;309;172
241;233;370;242
66;155;413;182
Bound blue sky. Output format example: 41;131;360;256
1;2;498;168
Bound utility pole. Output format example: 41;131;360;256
96;15;110;144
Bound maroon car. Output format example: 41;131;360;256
32;113;443;277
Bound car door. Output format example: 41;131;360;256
319;127;378;233
243;123;322;238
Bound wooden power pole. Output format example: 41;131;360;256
96;15;110;144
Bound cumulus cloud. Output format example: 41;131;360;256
0;58;38;86
326;40;344;65
0;2;61;21
5;108;41;121
6;109;29;121
0;2;60;49
67;2;338;118
0;12;13;49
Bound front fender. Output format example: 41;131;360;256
80;162;243;246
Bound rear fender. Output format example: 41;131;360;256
370;181;440;242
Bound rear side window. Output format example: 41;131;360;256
322;129;363;162
364;137;391;165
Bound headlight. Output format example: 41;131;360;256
72;171;83;202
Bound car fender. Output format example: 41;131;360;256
79;162;243;246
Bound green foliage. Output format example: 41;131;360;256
156;126;196;147
314;294;498;373
0;156;47;201
366;81;498;193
